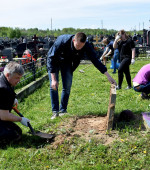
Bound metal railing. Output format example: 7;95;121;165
135;46;150;58
15;56;47;89
0;56;48;90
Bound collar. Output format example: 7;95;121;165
1;72;14;90
71;36;75;51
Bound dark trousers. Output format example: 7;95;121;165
133;82;150;94
118;58;131;87
0;121;22;145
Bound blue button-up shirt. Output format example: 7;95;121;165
47;34;107;74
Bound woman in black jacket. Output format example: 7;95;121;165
113;30;136;90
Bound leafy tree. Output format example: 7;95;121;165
0;26;144;40
15;28;21;38
9;29;16;38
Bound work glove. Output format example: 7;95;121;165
115;35;121;41
21;117;30;127
131;58;135;65
13;98;18;106
100;56;103;61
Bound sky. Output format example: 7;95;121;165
0;0;150;31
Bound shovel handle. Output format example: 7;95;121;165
27;122;35;135
12;106;35;135
13;106;24;117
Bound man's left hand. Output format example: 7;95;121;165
104;72;117;85
107;76;117;85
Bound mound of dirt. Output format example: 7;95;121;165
51;115;119;148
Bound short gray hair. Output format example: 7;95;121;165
4;61;24;76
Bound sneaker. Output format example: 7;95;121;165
141;93;150;100
116;85;121;90
112;71;116;74
51;112;59;120
125;86;132;90
59;110;68;117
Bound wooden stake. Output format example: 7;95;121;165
106;84;116;130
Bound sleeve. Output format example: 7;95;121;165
47;37;63;73
85;42;107;74
0;88;12;110
130;39;135;49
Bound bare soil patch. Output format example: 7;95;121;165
51;115;120;148
50;113;146;148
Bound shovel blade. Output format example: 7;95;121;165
34;131;55;139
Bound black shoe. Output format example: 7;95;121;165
112;71;116;74
125;86;132;90
116;85;121;90
141;93;150;99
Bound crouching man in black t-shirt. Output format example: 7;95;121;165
0;61;30;146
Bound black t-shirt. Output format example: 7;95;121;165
0;73;16;112
118;38;135;59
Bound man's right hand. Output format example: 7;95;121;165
51;73;58;90
21;117;30;127
51;79;58;90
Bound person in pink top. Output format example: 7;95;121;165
133;63;150;99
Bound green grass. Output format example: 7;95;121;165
0;59;150;169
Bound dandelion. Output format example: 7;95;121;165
134;146;137;149
46;166;49;169
143;150;146;154
120;139;124;142
118;159;122;162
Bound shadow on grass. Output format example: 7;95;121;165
0;134;55;150
75;110;147;132
113;110;147;131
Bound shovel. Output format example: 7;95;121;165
13;106;55;139
79;64;92;73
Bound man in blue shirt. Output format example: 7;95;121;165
100;38;119;73
47;32;116;119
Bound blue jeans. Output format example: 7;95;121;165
133;82;150;94
113;49;119;73
48;63;73;112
